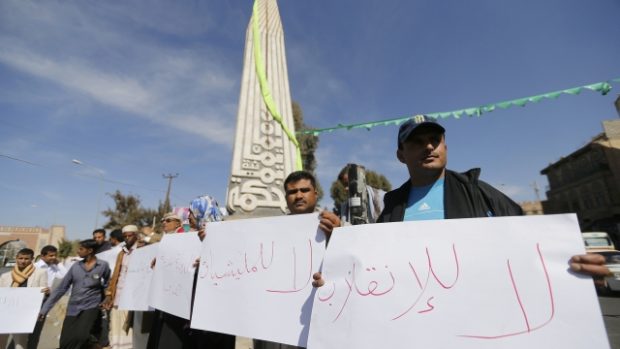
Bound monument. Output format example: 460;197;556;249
225;0;299;218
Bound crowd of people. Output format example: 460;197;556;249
0;117;611;349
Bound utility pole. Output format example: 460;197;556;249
162;173;179;213
531;181;541;201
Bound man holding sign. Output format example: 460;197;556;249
253;171;341;349
0;248;48;349
102;224;140;349
379;116;609;278
309;116;610;349
283;171;341;236
314;116;609;287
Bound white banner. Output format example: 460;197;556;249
191;213;327;347
148;233;201;319
308;214;609;349
96;245;123;274
0;287;45;333
117;244;159;311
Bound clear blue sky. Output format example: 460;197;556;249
1;0;619;240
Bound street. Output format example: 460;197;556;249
34;294;620;349
600;293;620;349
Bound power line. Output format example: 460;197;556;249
0;153;40;166
2;152;165;193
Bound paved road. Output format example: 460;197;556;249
600;292;620;349
36;293;620;349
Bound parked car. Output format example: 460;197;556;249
599;250;620;292
582;232;615;252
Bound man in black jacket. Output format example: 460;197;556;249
313;116;609;288
377;115;608;279
378;115;522;222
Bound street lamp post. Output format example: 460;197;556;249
72;159;104;229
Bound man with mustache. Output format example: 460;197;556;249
284;171;341;236
377;115;609;278
254;170;340;349
313;115;609;288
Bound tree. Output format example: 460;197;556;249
57;238;78;259
330;166;392;211
102;190;161;230
292;101;323;200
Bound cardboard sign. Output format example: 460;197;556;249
148;233;201;319
117;244;159;311
0;287;45;334
191;213;326;347
308;214;609;349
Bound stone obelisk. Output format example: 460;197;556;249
225;0;297;218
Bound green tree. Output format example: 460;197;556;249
102;190;161;230
292;101;323;200
57;238;77;259
330;165;392;210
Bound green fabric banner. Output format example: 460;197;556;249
298;78;618;136
252;0;303;170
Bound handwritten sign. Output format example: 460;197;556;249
308;214;610;349
96;245;122;274
117;244;159;311
0;287;45;333
191;213;326;347
148;233;201;319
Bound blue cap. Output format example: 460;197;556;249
397;115;445;145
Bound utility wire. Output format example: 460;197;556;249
1;152;165;193
0;153;41;166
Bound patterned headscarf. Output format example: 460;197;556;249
189;195;224;229
171;207;191;232
172;207;190;223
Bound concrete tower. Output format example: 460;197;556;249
226;0;297;217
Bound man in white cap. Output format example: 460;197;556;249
102;224;140;349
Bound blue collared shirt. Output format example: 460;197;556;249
41;258;111;316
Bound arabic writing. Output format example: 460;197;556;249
228;180;287;212
199;239;314;293
458;243;555;339
159;253;195;275
199;241;275;283
0;296;19;307
266;239;314;293
318;244;460;322
316;242;555;340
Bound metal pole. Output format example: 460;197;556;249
162;173;178;213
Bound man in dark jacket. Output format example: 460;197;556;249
257;170;341;349
377;115;608;279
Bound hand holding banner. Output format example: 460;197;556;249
308;214;609;349
191;213;326;347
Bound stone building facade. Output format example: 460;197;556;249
520;201;544;215
540;119;620;244
0;225;66;265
